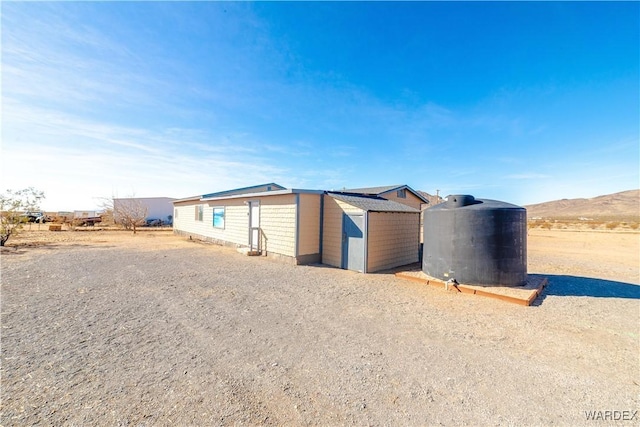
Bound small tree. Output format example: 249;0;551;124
100;208;114;226
0;187;45;246
112;197;148;234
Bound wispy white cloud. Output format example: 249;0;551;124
2;2;635;211
1;101;295;210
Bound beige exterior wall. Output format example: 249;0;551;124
173;199;249;246
381;189;424;210
297;194;321;256
322;197;363;268
174;193;320;261
367;212;420;272
213;201;251;245
256;194;297;257
173;200;210;240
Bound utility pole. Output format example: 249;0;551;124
436;189;440;203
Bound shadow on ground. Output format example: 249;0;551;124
531;273;640;305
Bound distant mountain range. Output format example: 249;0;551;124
524;189;640;219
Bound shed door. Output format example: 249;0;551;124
249;201;260;251
341;213;365;272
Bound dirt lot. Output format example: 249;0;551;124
1;228;639;425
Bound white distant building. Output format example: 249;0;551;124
113;197;177;223
74;210;98;219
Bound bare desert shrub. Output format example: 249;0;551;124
528;219;544;230
100;209;115;226
537;220;552;230
52;215;68;224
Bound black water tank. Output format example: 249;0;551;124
422;195;527;286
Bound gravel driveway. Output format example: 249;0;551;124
1;231;638;425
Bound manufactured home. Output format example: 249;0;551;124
173;183;427;273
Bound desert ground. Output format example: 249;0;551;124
1;226;638;425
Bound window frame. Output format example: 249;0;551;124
195;204;204;221
212;206;225;229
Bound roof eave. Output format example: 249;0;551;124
378;185;430;204
201;182;285;199
200;188;324;202
173;196;201;204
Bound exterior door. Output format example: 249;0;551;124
341;213;365;272
248;201;260;251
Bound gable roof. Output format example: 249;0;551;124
201;183;285;199
344;185;402;194
342;184;429;204
328;192;419;213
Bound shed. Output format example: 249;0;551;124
343;185;430;244
322;192;421;273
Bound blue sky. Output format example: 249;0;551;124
2;1;638;211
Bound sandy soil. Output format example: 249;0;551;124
527;229;639;284
1;228;639;425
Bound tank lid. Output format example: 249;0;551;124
430;196;525;211
446;194;478;208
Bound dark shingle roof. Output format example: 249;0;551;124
343;185;404;195
343;184;429;204
328;193;419;213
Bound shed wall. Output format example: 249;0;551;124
322;197;363;268
297;194;321;256
367;212;420;272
